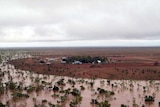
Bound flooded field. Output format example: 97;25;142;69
0;63;160;107
0;48;160;107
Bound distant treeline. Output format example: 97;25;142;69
65;56;107;63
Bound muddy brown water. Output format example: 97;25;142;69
1;63;160;107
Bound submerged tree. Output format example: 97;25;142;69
98;100;110;107
0;102;5;107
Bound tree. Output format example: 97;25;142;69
0;102;5;107
98;100;110;107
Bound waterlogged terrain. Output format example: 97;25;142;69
0;63;160;107
0;47;160;107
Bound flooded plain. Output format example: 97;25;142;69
0;48;160;107
0;63;160;107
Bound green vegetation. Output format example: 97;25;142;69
97;87;115;95
89;81;94;87
51;93;59;98
25;85;36;93
65;56;107;64
145;95;155;102
0;83;4;95
42;99;47;103
80;85;85;90
70;95;82;107
90;99;98;104
7;81;17;90
68;79;75;85
0;102;5;107
90;99;111;107
53;85;59;92
121;104;127;107
98;100;110;107
12;92;29;100
69;88;82;107
56;78;65;86
60;95;67;102
35;84;44;92
71;88;81;96
1;49;160;106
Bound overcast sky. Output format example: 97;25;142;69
0;0;160;47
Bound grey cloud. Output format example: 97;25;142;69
0;0;160;42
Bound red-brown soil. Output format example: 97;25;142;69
8;47;160;80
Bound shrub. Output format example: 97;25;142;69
98;100;110;107
42;99;47;103
8;81;16;90
53;85;59;92
80;85;85;90
0;102;5;107
90;99;98;104
121;104;127;107
12;92;29;100
145;95;154;102
71;88;80;96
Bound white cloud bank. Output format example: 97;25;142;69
0;0;160;47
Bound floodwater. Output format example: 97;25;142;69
0;50;160;107
1;63;160;107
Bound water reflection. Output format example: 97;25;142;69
0;63;160;107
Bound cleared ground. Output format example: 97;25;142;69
8;47;160;80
